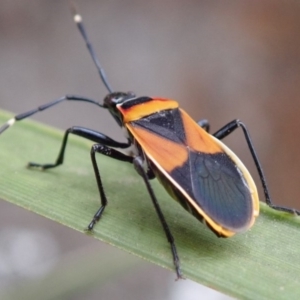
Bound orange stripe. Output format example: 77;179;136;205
179;109;222;153
126;124;188;172
119;98;179;123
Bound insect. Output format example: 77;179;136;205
0;4;299;279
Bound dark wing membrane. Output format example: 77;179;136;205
171;151;253;231
131;108;186;144
127;108;253;232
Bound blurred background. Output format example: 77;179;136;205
0;0;300;299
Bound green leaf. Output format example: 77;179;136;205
1;109;300;300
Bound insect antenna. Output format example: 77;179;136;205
0;96;104;135
0;3;112;136
69;1;113;93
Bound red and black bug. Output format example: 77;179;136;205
0;5;299;279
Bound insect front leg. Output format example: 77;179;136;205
27;125;133;229
213;119;300;215
28;126;130;169
133;156;183;280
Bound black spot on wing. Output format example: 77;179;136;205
170;151;253;231
132;108;186;144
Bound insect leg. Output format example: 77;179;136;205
213;119;300;215
133;156;183;280
0;95;105;135
197;119;210;132
28;126;133;230
88;144;133;230
28;126;130;169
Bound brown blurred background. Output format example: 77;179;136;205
0;0;300;299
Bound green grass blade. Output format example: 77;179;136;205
1;110;300;300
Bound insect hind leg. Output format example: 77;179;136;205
214;119;300;215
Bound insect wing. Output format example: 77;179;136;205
126;107;259;234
